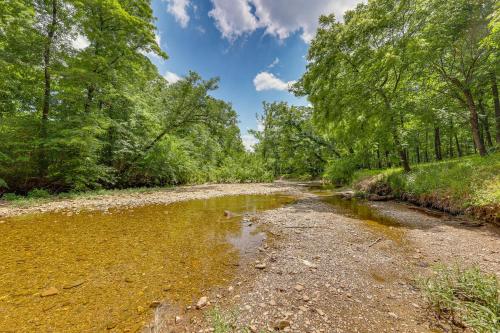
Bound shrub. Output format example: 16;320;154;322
27;189;51;199
2;193;19;201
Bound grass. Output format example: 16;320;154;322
207;308;269;333
351;153;500;213
420;265;500;332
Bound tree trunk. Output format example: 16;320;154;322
491;72;500;144
385;150;391;168
463;89;487;156
84;85;95;114
424;129;429;162
478;98;493;147
454;133;462;157
416;143;420;164
392;128;410;172
39;0;58;177
434;127;442;161
377;148;382;169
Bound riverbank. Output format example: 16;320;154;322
157;185;499;332
0;183;498;332
351;153;500;225
0;183;300;218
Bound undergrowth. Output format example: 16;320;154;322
351;153;500;211
207;308;269;333
420;265;500;332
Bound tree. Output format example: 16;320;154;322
420;0;495;156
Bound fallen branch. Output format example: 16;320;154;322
368;237;382;247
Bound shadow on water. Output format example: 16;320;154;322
0;194;294;332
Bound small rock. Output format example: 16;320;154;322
301;260;318;269
302;295;310;302
255;263;267;270
150;301;161;308
228;286;234;292
40;287;59;297
164;285;172;291
294;284;304;292
316;309;325;316
196;296;208;309
175;315;182;324
388;312;398;319
273;319;291;331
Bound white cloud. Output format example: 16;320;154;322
164;0;191;28
242;133;258;151
72;34;90;50
268;57;279;68
164;71;182;83
253;72;296;92
208;0;259;41
208;0;361;42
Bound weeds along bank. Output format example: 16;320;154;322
350;153;500;224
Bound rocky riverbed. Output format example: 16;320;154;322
1;182;498;332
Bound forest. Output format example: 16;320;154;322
0;0;269;195
0;0;499;195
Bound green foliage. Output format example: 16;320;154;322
0;1;260;194
421;265;500;332
352;153;500;211
323;157;360;185
2;193;20;201
213;154;273;183
295;0;499;179
252;102;336;179
26;189;51;199
207;308;239;333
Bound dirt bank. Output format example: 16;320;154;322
156;185;500;333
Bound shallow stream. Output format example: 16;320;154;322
0;194;294;332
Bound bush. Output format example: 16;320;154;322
323;157;360;185
27;189;51;199
2;193;19;201
421;265;500;332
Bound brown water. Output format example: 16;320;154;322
306;185;405;244
0;194;294;332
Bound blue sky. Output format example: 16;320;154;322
149;0;360;148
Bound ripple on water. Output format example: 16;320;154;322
0;194;295;332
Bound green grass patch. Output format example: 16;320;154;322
207;308;269;333
420;265;500;332
351;153;500;211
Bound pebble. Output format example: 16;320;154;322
294;284;304;292
255;263;267;269
196;296;208;309
40;287;59;297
